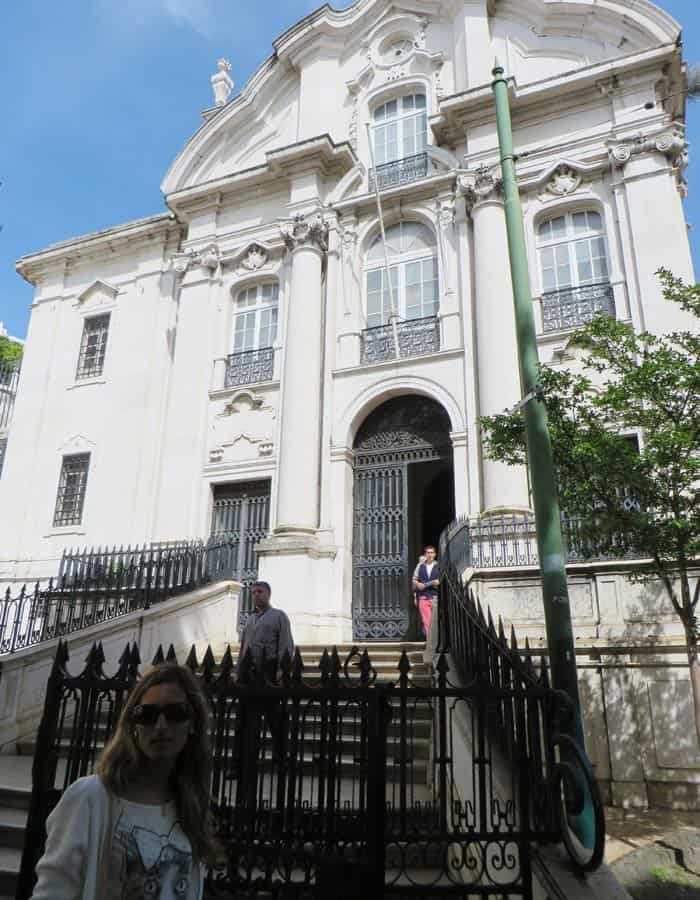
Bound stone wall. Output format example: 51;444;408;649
470;565;700;809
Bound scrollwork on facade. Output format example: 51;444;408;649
608;124;688;193
436;195;456;229
457;165;503;213
280;213;329;253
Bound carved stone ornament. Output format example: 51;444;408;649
199;244;220;271
436;196;456;229
457;165;503;211
608;125;688;193
280;213;329;253
171;251;197;277
341;221;358;248
241;243;268;271
220;391;265;417
545;165;582;197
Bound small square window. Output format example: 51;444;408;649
53;454;90;527
76;315;110;380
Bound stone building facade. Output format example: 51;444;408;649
1;0;696;653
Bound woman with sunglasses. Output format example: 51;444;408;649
31;663;218;899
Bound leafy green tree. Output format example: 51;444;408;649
0;336;22;368
482;271;700;743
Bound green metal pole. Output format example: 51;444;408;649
491;63;594;846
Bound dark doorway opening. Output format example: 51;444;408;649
352;396;454;641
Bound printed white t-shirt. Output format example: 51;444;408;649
104;799;199;900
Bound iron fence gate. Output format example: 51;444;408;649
209;483;271;629
352;397;453;641
17;635;602;900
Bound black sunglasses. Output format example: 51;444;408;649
132;702;193;727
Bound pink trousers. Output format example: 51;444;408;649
416;596;434;637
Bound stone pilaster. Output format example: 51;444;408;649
458;167;530;516
275;213;328;535
608;124;696;335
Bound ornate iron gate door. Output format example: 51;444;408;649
352;397;452;641
209;482;270;627
353;462;409;639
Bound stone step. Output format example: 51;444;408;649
0;846;20;897
0;807;28;849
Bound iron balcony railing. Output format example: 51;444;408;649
0;362;20;432
541;282;615;334
441;512;639;573
224;347;274;387
368;151;429;191
361;315;440;363
0;540;236;655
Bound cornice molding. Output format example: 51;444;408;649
16;215;181;286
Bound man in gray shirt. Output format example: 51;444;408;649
237;581;295;679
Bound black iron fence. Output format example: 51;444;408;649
443;512;638;573
18;634;601;900
0;541;230;655
0;361;20;431
439;520;606;875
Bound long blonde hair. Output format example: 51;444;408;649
97;663;218;862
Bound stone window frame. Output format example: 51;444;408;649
362;220;440;329
231;281;280;355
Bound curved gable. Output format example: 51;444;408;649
162;0;681;196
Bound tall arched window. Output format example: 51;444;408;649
371;94;428;189
226;282;278;386
365;222;438;328
373;94;427;165
232;282;278;353
537;210;609;292
536;210;614;333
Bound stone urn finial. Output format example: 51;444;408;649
211;58;233;107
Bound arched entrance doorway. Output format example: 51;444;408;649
352;395;455;640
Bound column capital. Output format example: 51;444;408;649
608;123;688;194
280;212;329;253
457;164;504;214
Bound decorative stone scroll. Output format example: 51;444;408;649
280;213;329;253
608;124;688;193
457;165;504;212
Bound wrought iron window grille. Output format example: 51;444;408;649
361;315;440;363
368;151;429;191
52;454;90;527
224;347;274;387
541;282;615;334
75;315;110;380
0;362;20;431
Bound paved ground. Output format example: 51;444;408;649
606;808;700;900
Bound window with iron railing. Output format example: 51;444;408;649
76;315;110;379
370;94;428;190
53;453;90;527
537;211;614;333
226;283;277;386
362;221;440;362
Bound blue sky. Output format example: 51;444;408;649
0;0;697;339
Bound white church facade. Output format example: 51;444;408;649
1;0;696;650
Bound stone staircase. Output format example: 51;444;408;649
0;642;431;899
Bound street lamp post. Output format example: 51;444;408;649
490;63;594;846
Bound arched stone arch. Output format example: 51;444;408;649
336;375;465;451
349;391;457;641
